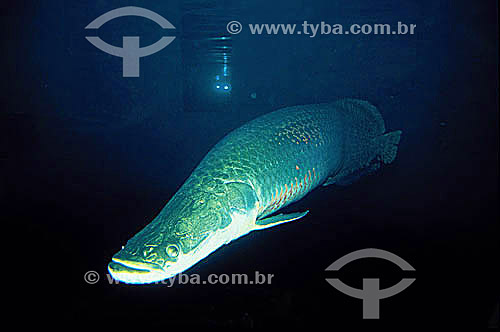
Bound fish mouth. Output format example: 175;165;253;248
108;258;168;284
111;257;164;272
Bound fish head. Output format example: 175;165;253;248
107;181;258;284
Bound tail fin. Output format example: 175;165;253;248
375;130;402;164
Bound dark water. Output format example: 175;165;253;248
3;0;498;329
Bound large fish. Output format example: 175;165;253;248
108;99;402;284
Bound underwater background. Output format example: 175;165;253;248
3;0;498;329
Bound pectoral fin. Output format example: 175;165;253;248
254;210;309;230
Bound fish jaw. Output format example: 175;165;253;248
108;258;169;284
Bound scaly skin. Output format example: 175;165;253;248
108;99;398;284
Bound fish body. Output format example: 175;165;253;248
108;99;402;284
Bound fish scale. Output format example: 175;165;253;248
192;102;344;218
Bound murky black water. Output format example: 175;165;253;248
3;0;498;329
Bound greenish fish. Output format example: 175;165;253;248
108;99;402;284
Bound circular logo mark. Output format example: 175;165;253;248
226;21;243;34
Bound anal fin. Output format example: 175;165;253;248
377;130;402;164
324;162;380;186
323;130;402;187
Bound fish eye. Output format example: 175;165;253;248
166;244;179;258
